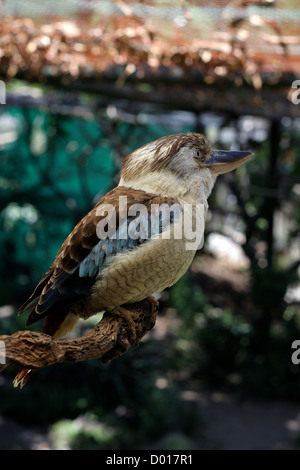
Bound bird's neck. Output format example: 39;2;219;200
119;169;217;206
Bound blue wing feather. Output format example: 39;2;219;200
78;206;181;278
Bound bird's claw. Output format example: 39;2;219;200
111;306;137;345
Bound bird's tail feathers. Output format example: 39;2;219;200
18;297;39;317
13;369;32;389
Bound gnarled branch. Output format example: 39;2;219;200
0;297;158;375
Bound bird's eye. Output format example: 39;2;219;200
196;150;201;158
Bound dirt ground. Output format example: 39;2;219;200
191;390;300;450
1;392;300;450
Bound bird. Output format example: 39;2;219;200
13;132;253;388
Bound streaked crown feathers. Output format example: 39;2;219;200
120;133;211;181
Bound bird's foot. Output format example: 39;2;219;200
111;306;138;345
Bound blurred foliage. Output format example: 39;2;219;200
169;274;300;400
51;417;119;450
0;338;197;449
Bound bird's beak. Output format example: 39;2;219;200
205;149;254;175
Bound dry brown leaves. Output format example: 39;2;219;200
0;4;299;88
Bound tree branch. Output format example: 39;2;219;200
0;297;158;374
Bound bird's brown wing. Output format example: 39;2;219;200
18;186;178;326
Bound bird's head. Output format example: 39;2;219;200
119;133;253;201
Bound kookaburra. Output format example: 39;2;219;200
14;132;253;387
